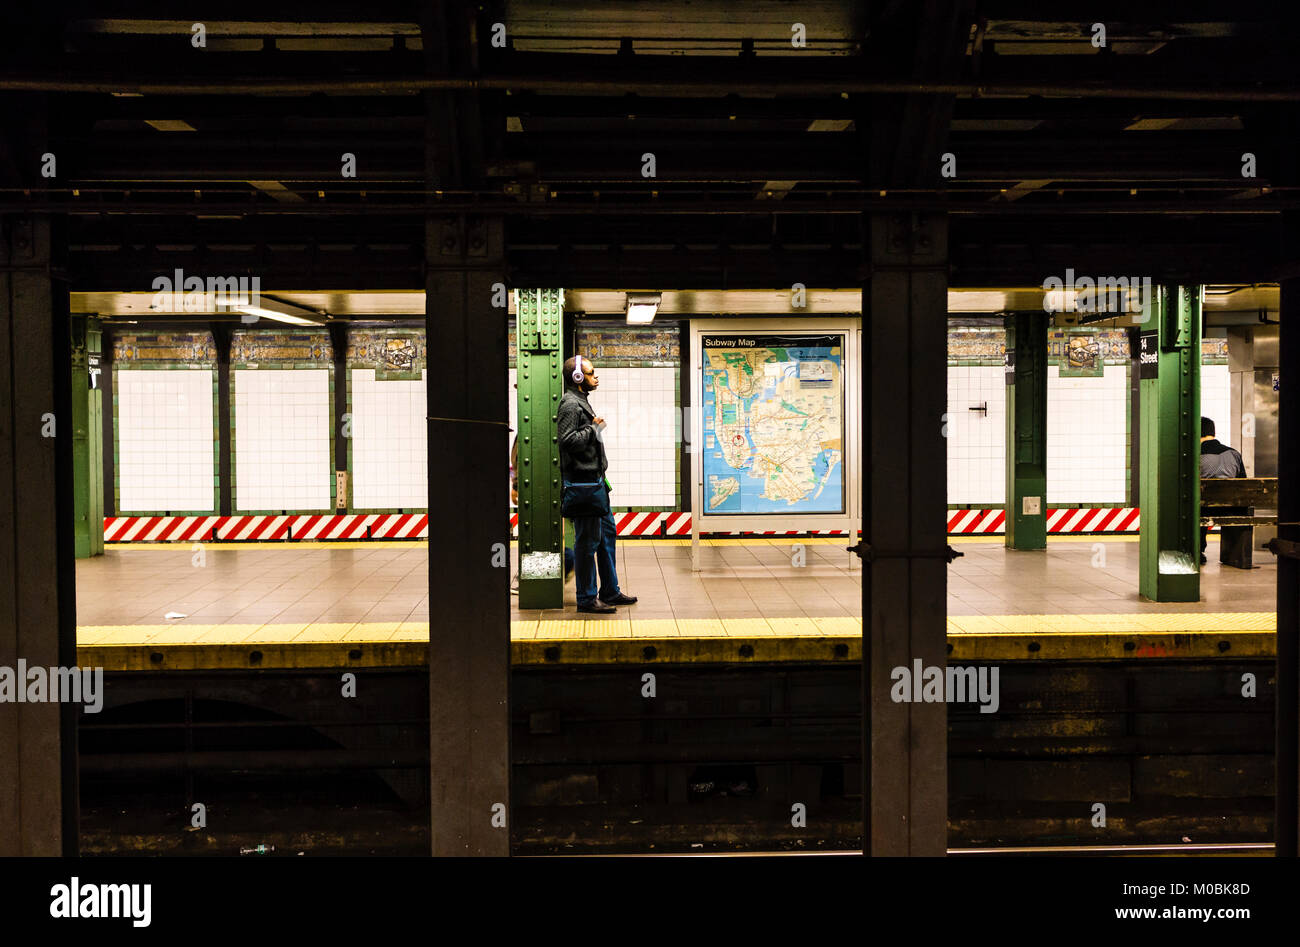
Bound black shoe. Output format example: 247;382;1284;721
578;602;617;614
600;593;638;606
1200;554;1208;565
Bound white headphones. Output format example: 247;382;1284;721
571;354;585;383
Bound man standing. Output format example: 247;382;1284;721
557;355;637;614
1199;416;1247;564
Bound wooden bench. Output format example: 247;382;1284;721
1199;477;1277;569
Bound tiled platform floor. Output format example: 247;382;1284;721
74;536;1276;647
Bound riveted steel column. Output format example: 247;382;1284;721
100;326;115;517
1138;285;1201;602
863;213;949;856
426;214;509;856
329;323;349;512
1004;311;1048;550
70;314;104;558
516;289;565;609
212;324;233;517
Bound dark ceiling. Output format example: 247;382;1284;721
2;1;1299;292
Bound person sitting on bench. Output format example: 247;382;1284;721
1199;416;1246;565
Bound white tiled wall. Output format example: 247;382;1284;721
596;367;677;506
947;360;1236;507
1047;364;1128;504
946;366;1007;505
117;369;215;512
1201;364;1232;448
234;369;331;510
351;369;427;509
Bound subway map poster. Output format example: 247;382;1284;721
700;334;844;514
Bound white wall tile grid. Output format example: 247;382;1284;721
946;366;1007;506
117;368;215;512
1046;364;1128;504
351;368;428;509
595;367;678;507
234;368;331;511
1201;364;1233;449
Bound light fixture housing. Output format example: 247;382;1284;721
625;292;662;325
232;297;328;326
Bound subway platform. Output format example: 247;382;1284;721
75;535;1276;670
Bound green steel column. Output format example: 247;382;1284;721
70;315;104;558
516;289;565;609
1004;311;1048;550
1138;285;1201;602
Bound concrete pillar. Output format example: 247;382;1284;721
862;213;949;856
1276;276;1300;856
0;208;77;854
1137;285;1202;602
426;214;510;855
515;289;565;610
1004;312;1048;550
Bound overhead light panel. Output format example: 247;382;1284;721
145;120;197;132
625;292;661;325
233;297;328;326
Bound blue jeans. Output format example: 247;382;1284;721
571;495;621;606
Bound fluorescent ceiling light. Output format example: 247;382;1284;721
625;292;661;324
233;297;327;326
145;119;197;132
1042;288;1078;313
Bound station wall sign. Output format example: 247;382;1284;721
688;318;862;564
1138;331;1159;379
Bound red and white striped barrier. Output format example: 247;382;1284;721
104;513;430;543
615;512;664;536
663;512;691;535
946;507;1139;535
1046;506;1139;533
946;509;1007;534
103;515;224;543
106;506;1142;542
509;512;663;537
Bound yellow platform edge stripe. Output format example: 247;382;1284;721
76;613;1277;670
